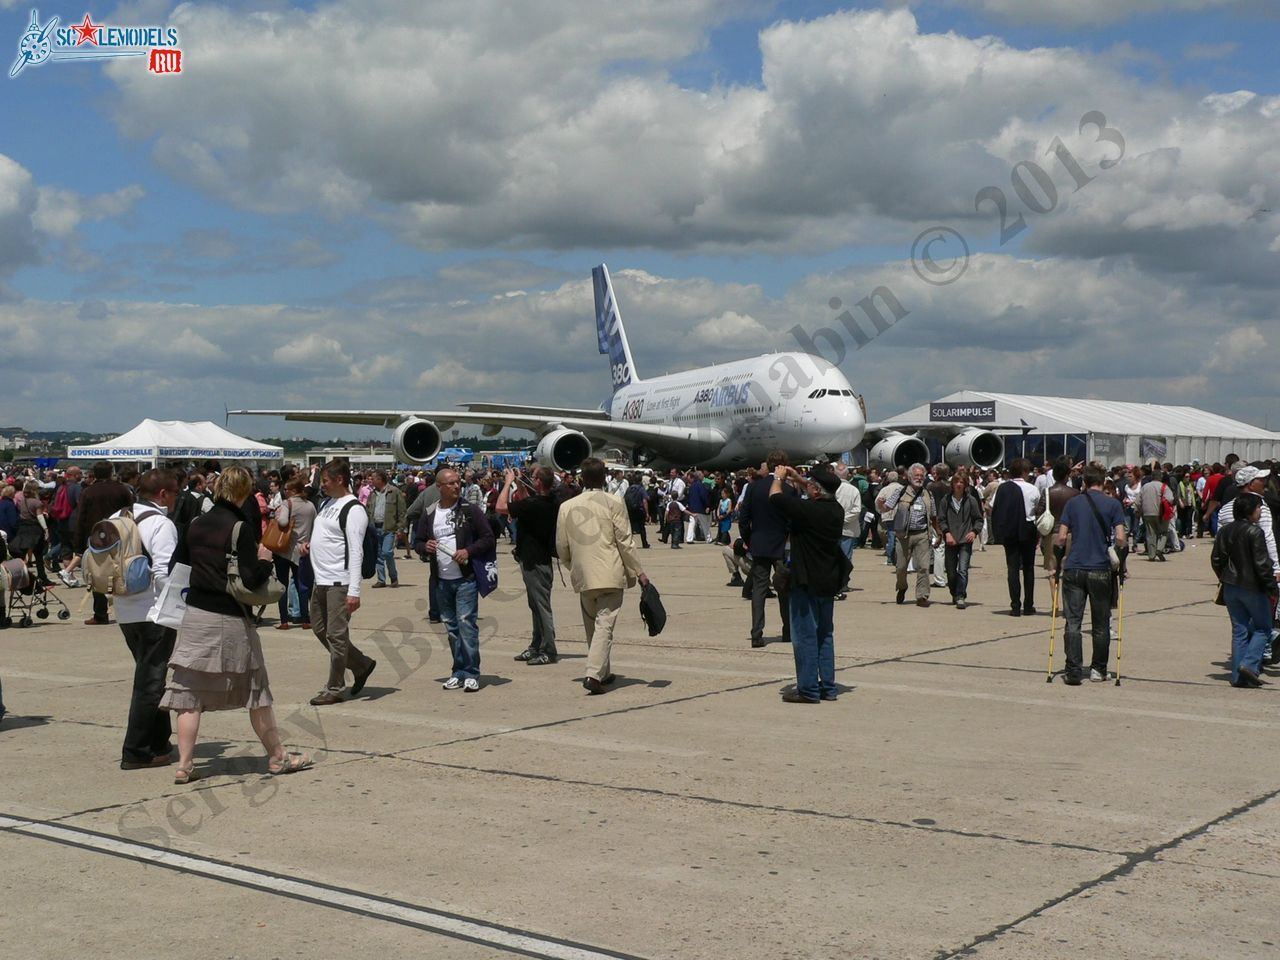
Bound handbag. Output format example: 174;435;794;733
1034;503;1055;537
226;520;285;606
148;561;191;629
261;501;294;554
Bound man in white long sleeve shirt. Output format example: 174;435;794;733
834;464;862;601
308;460;376;705
113;470;180;770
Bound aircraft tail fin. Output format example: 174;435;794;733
592;264;640;394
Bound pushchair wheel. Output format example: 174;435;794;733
20;615;33;627
36;607;49;619
57;609;70;620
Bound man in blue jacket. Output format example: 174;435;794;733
739;452;796;648
686;471;713;543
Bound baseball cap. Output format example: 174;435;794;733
1236;465;1270;485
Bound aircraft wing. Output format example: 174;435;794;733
459;402;610;421
864;421;1030;439
229;408;724;456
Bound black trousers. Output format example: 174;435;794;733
628;510;650;548
749;557;790;642
119;621;176;763
93;591;109;622
1003;539;1037;609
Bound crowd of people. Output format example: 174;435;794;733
0;448;1275;769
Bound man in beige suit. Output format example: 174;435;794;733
556;458;650;694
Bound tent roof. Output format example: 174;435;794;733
67;419;283;460
882;391;1280;440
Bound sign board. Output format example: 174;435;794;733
1091;433;1123;461
929;401;995;422
1139;436;1168;462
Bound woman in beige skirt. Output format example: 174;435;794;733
162;466;312;784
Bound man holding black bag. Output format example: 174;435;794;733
1052;464;1128;685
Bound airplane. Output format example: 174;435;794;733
232;265;1005;472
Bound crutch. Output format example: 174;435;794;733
1114;580;1125;687
1045;572;1060;682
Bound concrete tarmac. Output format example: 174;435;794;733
2;536;1277;959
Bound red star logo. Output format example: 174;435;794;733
72;13;102;46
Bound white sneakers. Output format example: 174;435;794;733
443;677;481;692
1089;668;1116;682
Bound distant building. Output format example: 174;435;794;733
304;447;397;470
870;391;1280;467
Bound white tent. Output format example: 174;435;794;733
878;391;1280;466
67;419;283;465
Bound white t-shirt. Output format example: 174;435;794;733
433;507;462;580
310;494;367;598
669;477;686;501
1014;478;1041;521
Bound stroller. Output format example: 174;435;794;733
2;546;72;628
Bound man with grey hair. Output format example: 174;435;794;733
556;458;648;694
878;463;937;607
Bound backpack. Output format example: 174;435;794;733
51;485;73;522
84;510;162;596
338;500;379;580
624;484;645;512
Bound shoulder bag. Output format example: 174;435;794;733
226;520;285;606
1081;491;1121;571
261;500;294;554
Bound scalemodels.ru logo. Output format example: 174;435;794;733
10;8;183;78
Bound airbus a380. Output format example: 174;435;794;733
232;265;1006;472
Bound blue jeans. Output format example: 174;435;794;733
788;586;836;701
438;577;480;679
944;541;972;599
884;528;896;563
839;535;855;591
375;529;398;584
1223;583;1271;684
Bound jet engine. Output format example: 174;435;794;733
535;428;592;471
868;433;930;472
391;418;442;464
944;428;1005;471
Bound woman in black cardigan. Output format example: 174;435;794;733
161;466;311;784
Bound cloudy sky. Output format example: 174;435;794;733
2;0;1279;439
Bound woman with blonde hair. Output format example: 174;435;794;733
161;465;311;783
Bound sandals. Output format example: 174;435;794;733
268;751;313;776
174;766;202;785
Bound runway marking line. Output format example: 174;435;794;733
0;814;647;960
